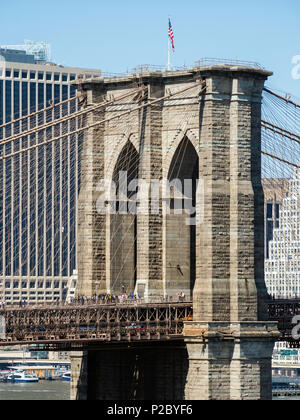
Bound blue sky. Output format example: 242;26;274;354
2;0;300;98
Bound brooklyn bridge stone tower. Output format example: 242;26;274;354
71;64;278;400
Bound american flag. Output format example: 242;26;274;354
168;19;175;52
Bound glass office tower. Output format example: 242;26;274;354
0;50;101;303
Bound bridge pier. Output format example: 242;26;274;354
184;322;278;400
71;344;189;400
73;64;279;400
70;351;88;400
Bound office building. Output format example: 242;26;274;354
0;46;101;304
1;40;50;63
265;171;300;299
262;178;289;259
263;175;300;368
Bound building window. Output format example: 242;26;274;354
5;80;12;123
267;221;274;242
267;203;273;219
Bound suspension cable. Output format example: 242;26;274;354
262;121;300;145
261;150;300;169
0;82;206;161
263;87;300;109
0;93;84;130
0;86;147;146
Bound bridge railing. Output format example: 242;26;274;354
99;58;265;79
0;296;190;310
193;58;265;69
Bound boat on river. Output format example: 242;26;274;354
6;370;39;383
61;371;71;382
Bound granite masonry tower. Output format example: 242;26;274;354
71;64;279;400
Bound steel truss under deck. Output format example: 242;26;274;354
0;302;192;350
1;300;300;350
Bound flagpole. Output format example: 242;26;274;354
167;17;174;71
168;38;171;71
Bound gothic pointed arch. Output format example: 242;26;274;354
164;136;199;298
110;140;139;294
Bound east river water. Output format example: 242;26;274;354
0;380;70;400
0;380;297;400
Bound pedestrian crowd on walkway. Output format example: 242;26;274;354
0;290;187;309
67;293;141;306
70;291;186;305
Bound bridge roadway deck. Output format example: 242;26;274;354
0;299;298;350
0;301;193;351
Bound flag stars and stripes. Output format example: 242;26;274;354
168;19;175;52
